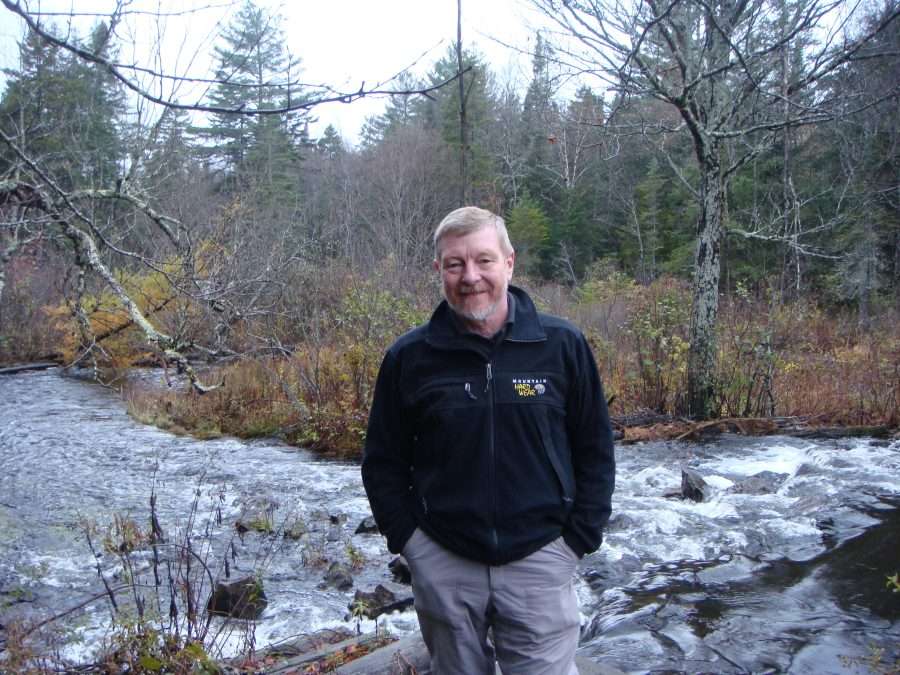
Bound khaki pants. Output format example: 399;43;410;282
403;528;581;675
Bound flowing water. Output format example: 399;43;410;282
1;369;898;673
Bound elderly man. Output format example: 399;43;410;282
362;206;615;674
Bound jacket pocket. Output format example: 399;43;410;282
537;417;574;506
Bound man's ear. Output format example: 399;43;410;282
506;250;516;279
433;258;440;273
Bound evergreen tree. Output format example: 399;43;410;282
192;0;306;195
1;23;125;190
411;46;497;198
316;124;345;159
359;71;421;147
520;33;560;212
506;194;551;276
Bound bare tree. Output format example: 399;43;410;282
354;125;458;272
530;0;900;417
0;1;468;388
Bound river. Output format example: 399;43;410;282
1;369;898;673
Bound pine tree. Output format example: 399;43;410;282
192;0;306;195
316;124;345;159
520;33;560;212
359;71;420;147
0;23;125;190
410;46;497;197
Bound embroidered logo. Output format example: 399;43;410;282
512;377;548;397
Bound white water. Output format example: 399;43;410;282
1;369;898;673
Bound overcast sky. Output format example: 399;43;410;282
0;0;549;144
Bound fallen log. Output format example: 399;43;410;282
0;362;58;375
333;633;626;675
611;409;679;428
255;632;395;674
334;634;430;674
675;417;780;441
228;629;627;675
783;425;895;439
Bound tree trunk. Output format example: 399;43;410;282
457;0;469;205
687;152;725;419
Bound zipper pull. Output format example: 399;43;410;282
485;363;493;393
464;382;477;400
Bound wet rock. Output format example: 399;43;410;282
283;516;308;540
347;582;414;620
604;512;638;532
355;516;379;534
207;576;267;619
681;468;709;502
310;509;347;525
234;496;279;534
307;509;347;534
795;462;823;477
388;556;412;584
730;471;789;495
792;494;830;513
321;561;354;591
0;583;36;605
326;524;344;542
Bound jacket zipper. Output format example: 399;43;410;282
486;360;499;556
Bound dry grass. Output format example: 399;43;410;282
13;269;895;457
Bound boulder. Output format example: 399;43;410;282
681;468;709;502
283;516;308;540
234;497;279;534
388;556;412;584
207;576;267;619
730;471;789;495
347;582;414;620
326;523;344;542
321;561;354;591
604;512;638;533
355;516;379;534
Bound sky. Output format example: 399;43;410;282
0;0;551;145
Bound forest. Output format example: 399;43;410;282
1;0;898;454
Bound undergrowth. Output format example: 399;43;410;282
8;265;899;457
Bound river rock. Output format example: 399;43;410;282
355;516;379;534
604;512;638;532
388;556;412;584
234;496;279;534
348;582;414;620
730;471;789;495
283;516;308;540
306;510;348;537
207;576;267;619
321;561;354;591
681;468;710;502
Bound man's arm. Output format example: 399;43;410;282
361;349;419;554
562;332;616;557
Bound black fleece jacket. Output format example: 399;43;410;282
361;285;615;566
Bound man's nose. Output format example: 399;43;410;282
461;261;480;284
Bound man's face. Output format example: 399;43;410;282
435;225;515;332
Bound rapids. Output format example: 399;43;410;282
1;369;898;673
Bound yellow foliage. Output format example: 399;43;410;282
40;245;225;365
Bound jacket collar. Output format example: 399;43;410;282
426;285;546;348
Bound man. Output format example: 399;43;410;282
362;206;615;674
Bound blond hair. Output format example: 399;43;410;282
434;206;513;259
